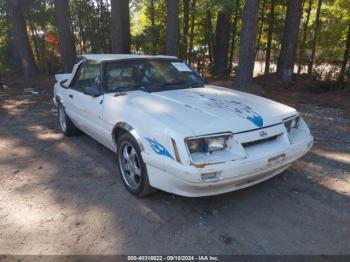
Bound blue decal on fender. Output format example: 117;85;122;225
145;137;174;160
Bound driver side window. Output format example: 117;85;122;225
106;63;141;91
72;62;101;91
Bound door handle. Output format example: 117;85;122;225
69;94;73;99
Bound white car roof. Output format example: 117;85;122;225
81;54;178;62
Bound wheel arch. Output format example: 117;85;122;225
112;122;145;152
54;94;64;107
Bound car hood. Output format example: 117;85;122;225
120;85;297;136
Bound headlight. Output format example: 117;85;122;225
208;136;227;152
284;116;300;133
186;134;230;154
187;138;204;153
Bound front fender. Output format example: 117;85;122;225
53;83;66;108
111;119;179;166
104;93;189;166
112;122;145;151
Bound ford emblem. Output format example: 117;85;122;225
259;131;268;137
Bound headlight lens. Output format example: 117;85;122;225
284;116;300;133
186;135;230;154
187;138;204;153
208;136;227;152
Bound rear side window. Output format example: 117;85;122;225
72;61;101;90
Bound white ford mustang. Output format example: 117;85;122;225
53;54;313;197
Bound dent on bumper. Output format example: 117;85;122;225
146;134;313;197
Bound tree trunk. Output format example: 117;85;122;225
205;10;214;66
338;24;350;83
181;0;190;60
264;0;275;74
228;0;240;74
104;0;112;53
27;15;42;68
7;0;37;78
188;0;196;65
165;0;180;56
255;0;266;56
298;0;312;74
53;0;76;73
235;0;259;88
150;0;156;54
111;0;130;54
308;0;322;75
75;1;86;53
212;10;230;76
277;0;303;81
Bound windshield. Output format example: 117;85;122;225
105;59;205;92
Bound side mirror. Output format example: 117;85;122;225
84;86;101;97
60;79;68;88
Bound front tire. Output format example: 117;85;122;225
117;133;155;197
58;102;80;137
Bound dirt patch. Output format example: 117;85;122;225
0;75;349;255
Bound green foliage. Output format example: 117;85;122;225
0;1;13;70
316;0;350;64
130;0;166;54
0;0;350;82
70;0;111;53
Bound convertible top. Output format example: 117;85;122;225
56;54;180;87
79;54;177;63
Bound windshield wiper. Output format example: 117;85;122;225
189;82;204;88
161;81;187;86
144;81;204;92
163;81;205;88
110;84;145;92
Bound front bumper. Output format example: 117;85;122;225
144;134;313;197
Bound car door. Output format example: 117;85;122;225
65;61;107;143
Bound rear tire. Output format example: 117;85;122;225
117;133;156;197
58;102;80;137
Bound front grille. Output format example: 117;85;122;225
242;135;279;148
